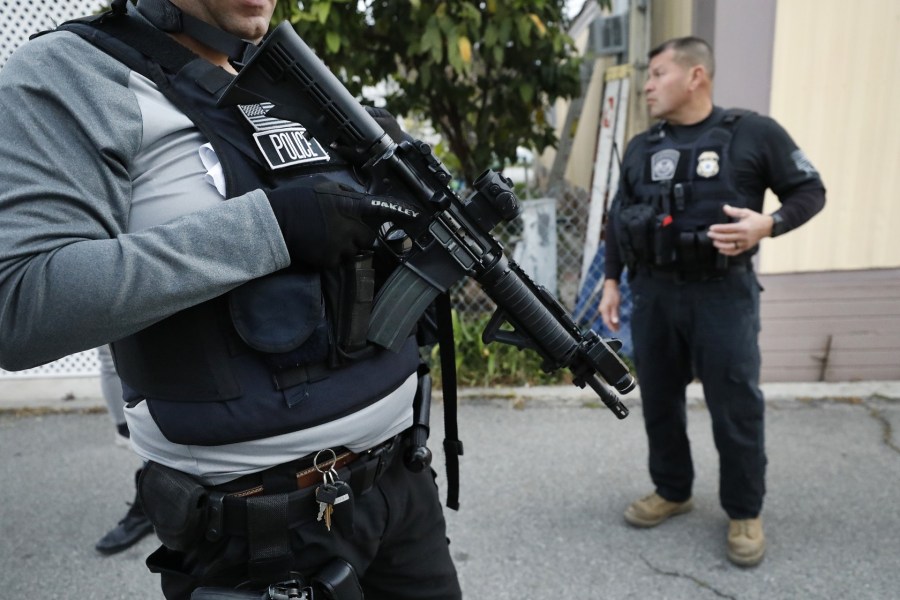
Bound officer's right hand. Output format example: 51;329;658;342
266;180;420;269
598;279;622;332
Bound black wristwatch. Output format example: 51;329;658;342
770;212;788;238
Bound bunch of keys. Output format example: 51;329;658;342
314;449;352;532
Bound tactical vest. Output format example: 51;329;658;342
53;9;418;445
616;108;751;272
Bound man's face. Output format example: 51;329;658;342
172;0;277;43
643;48;693;121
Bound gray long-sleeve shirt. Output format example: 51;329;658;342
0;31;289;371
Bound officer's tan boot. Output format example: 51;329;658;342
727;517;766;567
624;492;694;527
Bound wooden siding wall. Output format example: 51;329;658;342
759;269;900;382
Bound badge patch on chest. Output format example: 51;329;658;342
696;150;720;178
650;149;680;181
239;103;331;170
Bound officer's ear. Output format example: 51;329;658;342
688;64;710;91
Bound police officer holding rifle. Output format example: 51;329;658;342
0;0;633;598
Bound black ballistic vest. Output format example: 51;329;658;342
57;11;418;445
617;109;750;271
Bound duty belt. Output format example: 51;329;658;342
638;260;750;284
204;435;402;541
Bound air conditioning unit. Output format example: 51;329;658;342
590;13;629;56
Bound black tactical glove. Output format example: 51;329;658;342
266;180;420;269
365;106;413;144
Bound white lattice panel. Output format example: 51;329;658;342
0;348;100;378
1;0;107;69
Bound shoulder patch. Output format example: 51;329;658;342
790;149;818;176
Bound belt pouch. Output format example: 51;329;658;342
617;203;656;266
138;462;210;552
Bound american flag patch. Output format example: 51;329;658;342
239;102;296;132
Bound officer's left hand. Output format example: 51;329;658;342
707;205;775;256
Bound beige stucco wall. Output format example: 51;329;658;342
650;0;692;49
759;0;900;273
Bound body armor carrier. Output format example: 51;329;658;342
53;8;418;445
615;108;751;275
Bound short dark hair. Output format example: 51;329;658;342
649;36;715;79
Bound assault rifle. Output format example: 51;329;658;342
218;22;634;418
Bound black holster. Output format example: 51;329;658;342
679;230;728;272
138;462;210;552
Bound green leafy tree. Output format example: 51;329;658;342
272;0;584;186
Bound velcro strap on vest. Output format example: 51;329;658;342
271;361;332;390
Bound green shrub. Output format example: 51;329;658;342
429;310;571;388
427;310;636;389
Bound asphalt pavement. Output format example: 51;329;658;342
1;378;899;599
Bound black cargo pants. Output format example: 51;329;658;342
629;266;766;519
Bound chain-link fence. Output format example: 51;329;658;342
449;185;592;318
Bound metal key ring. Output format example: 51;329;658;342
314;448;338;474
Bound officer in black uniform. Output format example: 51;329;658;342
599;37;825;567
